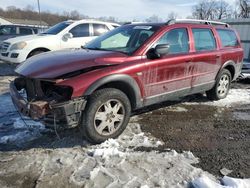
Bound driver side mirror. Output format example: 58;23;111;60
147;44;170;59
62;32;73;41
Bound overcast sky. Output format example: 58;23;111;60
0;0;237;21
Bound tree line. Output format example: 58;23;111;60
0;5;117;26
192;0;250;20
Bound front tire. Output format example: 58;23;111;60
80;88;131;143
206;69;232;100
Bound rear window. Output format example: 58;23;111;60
216;29;239;47
192;28;216;51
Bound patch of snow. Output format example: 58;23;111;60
221;176;250;188
191;176;250;188
0;129;41;144
167;106;188;112
191;176;226;188
13;117;45;130
115;123;164;148
185;89;250;107
0;117;46;145
82;123;215;188
220;168;233;176
233;112;250;120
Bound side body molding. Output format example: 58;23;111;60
84;74;143;109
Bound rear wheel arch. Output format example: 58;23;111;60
218;61;236;80
84;74;143;110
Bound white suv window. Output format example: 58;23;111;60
93;24;109;36
19;27;33;35
70;24;90;38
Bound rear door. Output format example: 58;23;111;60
190;27;220;87
143;27;192;100
216;28;243;78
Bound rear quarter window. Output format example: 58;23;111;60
216;29;239;47
192;28;216;51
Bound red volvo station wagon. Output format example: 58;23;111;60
10;19;243;143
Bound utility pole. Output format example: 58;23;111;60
37;0;42;27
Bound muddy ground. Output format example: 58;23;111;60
0;61;250;186
137;79;250;178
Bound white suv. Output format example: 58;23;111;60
0;20;119;63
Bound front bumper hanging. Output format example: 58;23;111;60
9;81;87;129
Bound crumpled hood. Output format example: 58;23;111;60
16;49;128;79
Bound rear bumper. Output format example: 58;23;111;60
9;81;87;129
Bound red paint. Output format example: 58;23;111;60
16;23;243;101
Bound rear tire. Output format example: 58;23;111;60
206;69;232;100
80;88;131;144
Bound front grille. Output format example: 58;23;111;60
0;42;10;52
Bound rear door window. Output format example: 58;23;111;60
216;29;239;47
93;24;109;36
70;24;90;38
192;28;216;51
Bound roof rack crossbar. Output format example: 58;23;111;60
166;19;230;27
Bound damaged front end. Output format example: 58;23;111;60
10;77;86;129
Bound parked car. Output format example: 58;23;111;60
10;19;243;143
0;20;120;63
0;24;41;43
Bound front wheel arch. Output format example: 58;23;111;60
84;74;143;110
27;47;51;59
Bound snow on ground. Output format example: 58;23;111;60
191;175;250;188
185;89;250;107
0;93;47;145
0;120;217;188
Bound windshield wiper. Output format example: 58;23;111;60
81;46;128;55
81;46;105;50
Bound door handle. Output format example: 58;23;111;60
216;55;220;58
185;59;192;63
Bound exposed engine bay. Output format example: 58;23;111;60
10;77;86;129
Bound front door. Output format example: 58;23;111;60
61;23;92;49
143;28;192;103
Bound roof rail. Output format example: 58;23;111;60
166;19;230;27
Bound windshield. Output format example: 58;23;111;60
0;25;15;35
84;25;160;55
42;21;73;35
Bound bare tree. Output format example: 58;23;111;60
192;0;232;20
70;10;80;20
167;12;178;20
239;0;250;18
145;14;163;23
